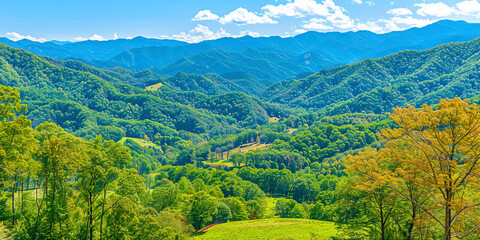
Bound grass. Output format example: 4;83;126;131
203;160;240;168
203;142;271;167
145;82;163;91
264;197;281;218
118;137;163;152
194;218;337;240
286;128;297;134
217;143;271;160
269;117;279;123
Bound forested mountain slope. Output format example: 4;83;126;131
159;71;273;95
98;20;480;82
0;43;285;143
0;36;186;60
3;20;480;84
43;58;270;95
155;48;328;82
262;37;480;113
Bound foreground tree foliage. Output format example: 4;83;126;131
7;71;480;240
0;87;188;239
347;98;480;240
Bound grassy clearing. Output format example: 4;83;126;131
203;157;248;168
194;218;337;240
203;143;271;167
118;137;163;152
286;128;297;134
145;82;163;91
217;143;271;160
264;197;280;218
203;160;241;168
269;117;279;123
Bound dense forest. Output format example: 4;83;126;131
262;37;480;112
3;24;480;240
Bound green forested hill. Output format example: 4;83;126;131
155;48;330;82
46;58;270;95
0;43;285;142
157;71;273;96
6;26;480;240
262;37;480;113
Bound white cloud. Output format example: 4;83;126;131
324;0;355;29
219;8;277;25
113;33;119;40
380;20;402;32
73;37;86;41
353;0;374;6
391;16;435;27
302;18;333;30
415;2;456;17
237;30;261;38
387;8;413;16
5;32;47;42
355;21;383;32
378;16;435;32
294;29;308;35
263;0;355;29
456;0;480;15
192;10;220;21
73;34;108;42
170;24;232;43
73;37;87;41
89;34;106;41
166;25;262;43
262;0;330;18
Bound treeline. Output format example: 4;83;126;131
0;85;348;239
262;37;480;113
184;116;386;174
0;85;182;239
0;44;290;144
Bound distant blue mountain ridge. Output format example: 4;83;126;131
2;20;480;82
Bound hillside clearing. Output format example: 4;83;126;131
145;82;163;91
194;218;337;240
118;137;163;152
217;143;271;160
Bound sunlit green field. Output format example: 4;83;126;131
118;137;163;152
194;218;337;240
264;197;280;218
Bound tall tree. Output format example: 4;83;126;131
0;86;39;226
347;98;480;240
76;135;131;240
182;191;218;231
34;123;84;239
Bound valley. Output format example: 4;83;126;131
2;18;480;240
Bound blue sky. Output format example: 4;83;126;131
2;0;480;43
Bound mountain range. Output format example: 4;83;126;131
0;43;287;143
3;20;480;83
262;37;480;113
2;20;480;142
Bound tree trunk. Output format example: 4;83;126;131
89;194;94;240
406;203;416;240
12;174;16;226
444;191;451;240
380;205;385;240
49;169;57;237
99;188;107;240
21;174;24;216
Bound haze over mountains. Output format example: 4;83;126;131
3;20;480;84
2;24;480;143
263;37;480;112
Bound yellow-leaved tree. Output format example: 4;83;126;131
347;98;480;240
